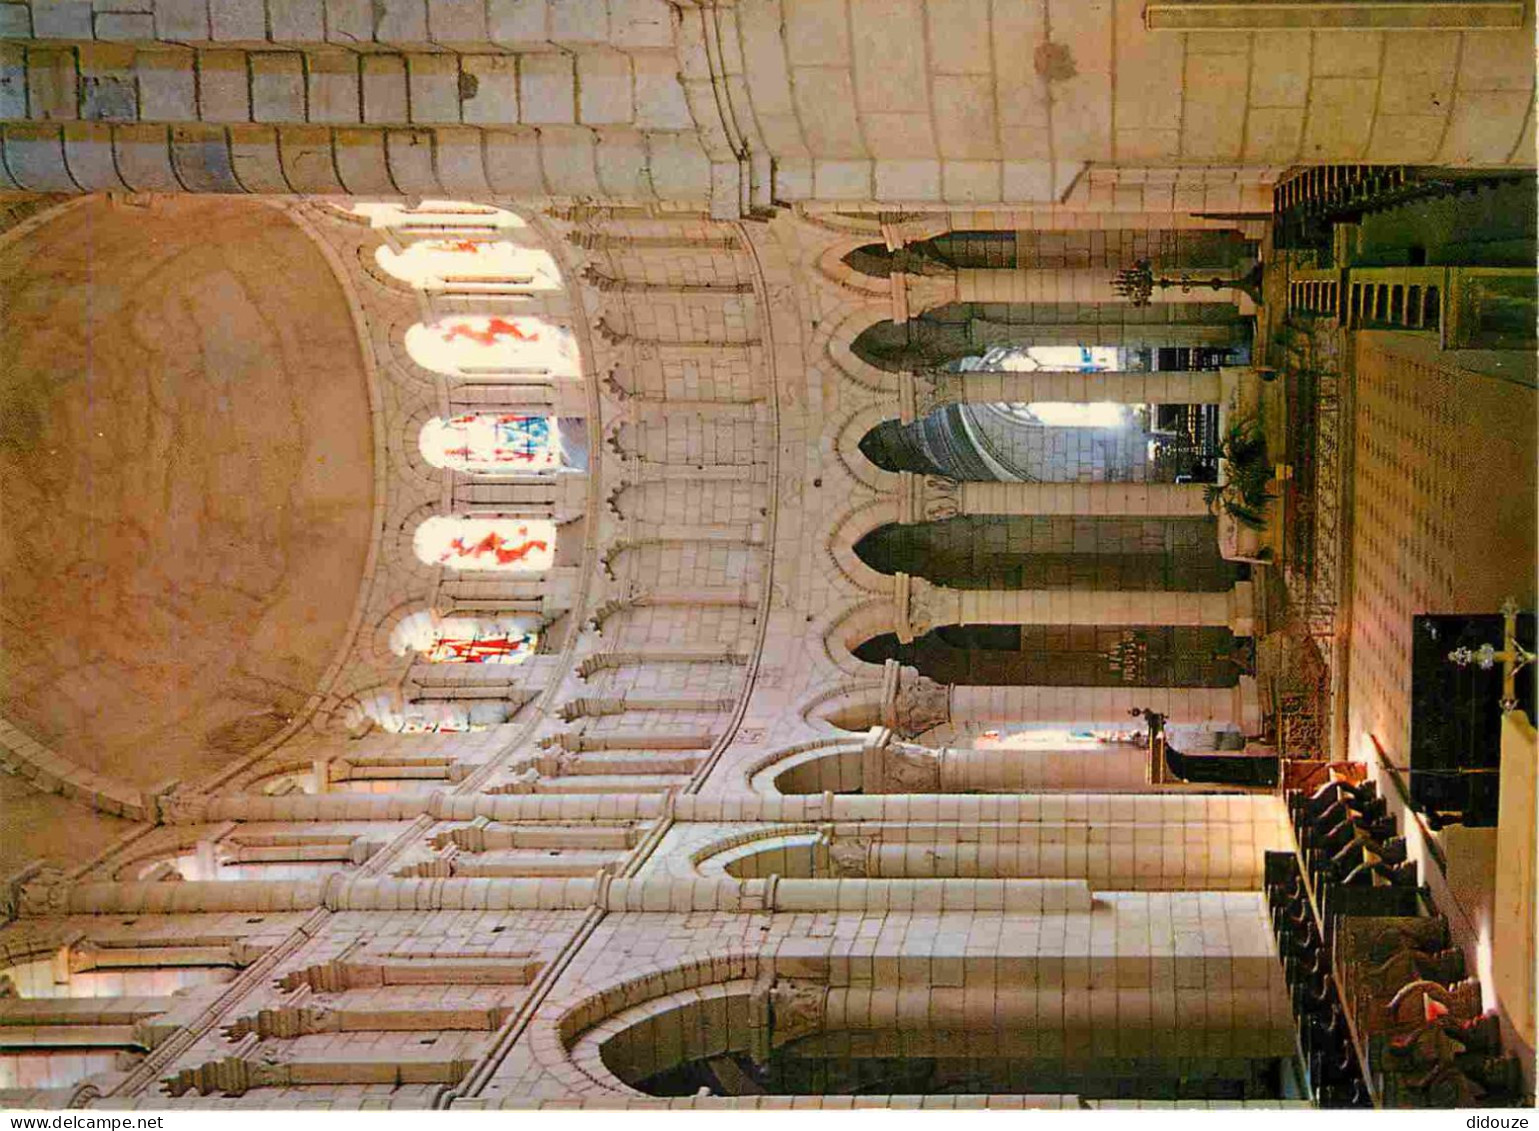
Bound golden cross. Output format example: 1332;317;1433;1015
1448;597;1534;714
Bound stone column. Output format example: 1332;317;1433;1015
956;480;1212;518
949;683;1249;726
937;743;1151;792
957;267;1244;306
902;267;1247;317
897;575;1253;636
905;368;1223;420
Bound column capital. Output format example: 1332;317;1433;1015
878;660;952;738
898;471;961;524
894;573;961;642
891;270;959;323
900;369;961;422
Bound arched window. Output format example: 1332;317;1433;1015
413;517;556;572
375;240;562;291
961;344;1128;373
405;315;580;379
391;611;541;666
393;702;510;733
347;200;527;235
419;414;566;472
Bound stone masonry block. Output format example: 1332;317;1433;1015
136;48;198;120
487;0;547;45
374;0;429;45
362;54;408;122
196;48;249;120
26;49;78;121
307;52;360;122
874;158;939;201
384;126;439;192
0;44;27;120
550;0;607;43
592;125;649;197
0;3;31;37
481;124;544;193
631;52;691;130
537;123;599;194
324;0;374;45
608;0;671;48
459;55;518;124
577;51;632;124
277;122;343;190
943;159;1000;203
406;53;460;123
209;0;266;41
427;0;489;44
269;0;326;41
171;122;242;189
812;158;870;200
332;125;394;190
519;52;574;124
62;120;128;188
31;1;92;38
93;12;155;39
153;0;209;40
432;123;491;191
251;52;306;121
114;121;182;189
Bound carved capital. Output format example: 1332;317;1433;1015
893;664;951;739
898;472;961;524
921;475;960;522
883;740;943;792
896;575;958;643
903;369;961;423
820;834;872;878
769;979;828;1049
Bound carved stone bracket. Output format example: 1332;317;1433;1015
883;740;944;792
768;979;828;1050
818;831;872;878
894;574;959;643
897;472;961;525
901;369;961;424
880;660;952;739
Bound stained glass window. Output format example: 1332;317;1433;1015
375;240;562;291
413;516;557;572
404;315;580;378
424;623;539;665
419;414;563;472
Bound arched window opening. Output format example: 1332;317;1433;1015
1;948;239;1090
855;624;1247;688
851;304;1248;372
140;836;374;883
394;702;510;733
375;240;562;291
347;200;526;237
961;344;1130;372
588;980;1291;1099
419;413;577;473
413;517;556;573
359;697;512;735
860;399;1219;484
405;316;580;379
391;612;542;666
859;402;1154;482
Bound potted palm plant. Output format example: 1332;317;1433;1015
1207;417;1277;560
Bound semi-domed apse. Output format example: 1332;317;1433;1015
0;197;374;788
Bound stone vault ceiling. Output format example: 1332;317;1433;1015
0;197;374;788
